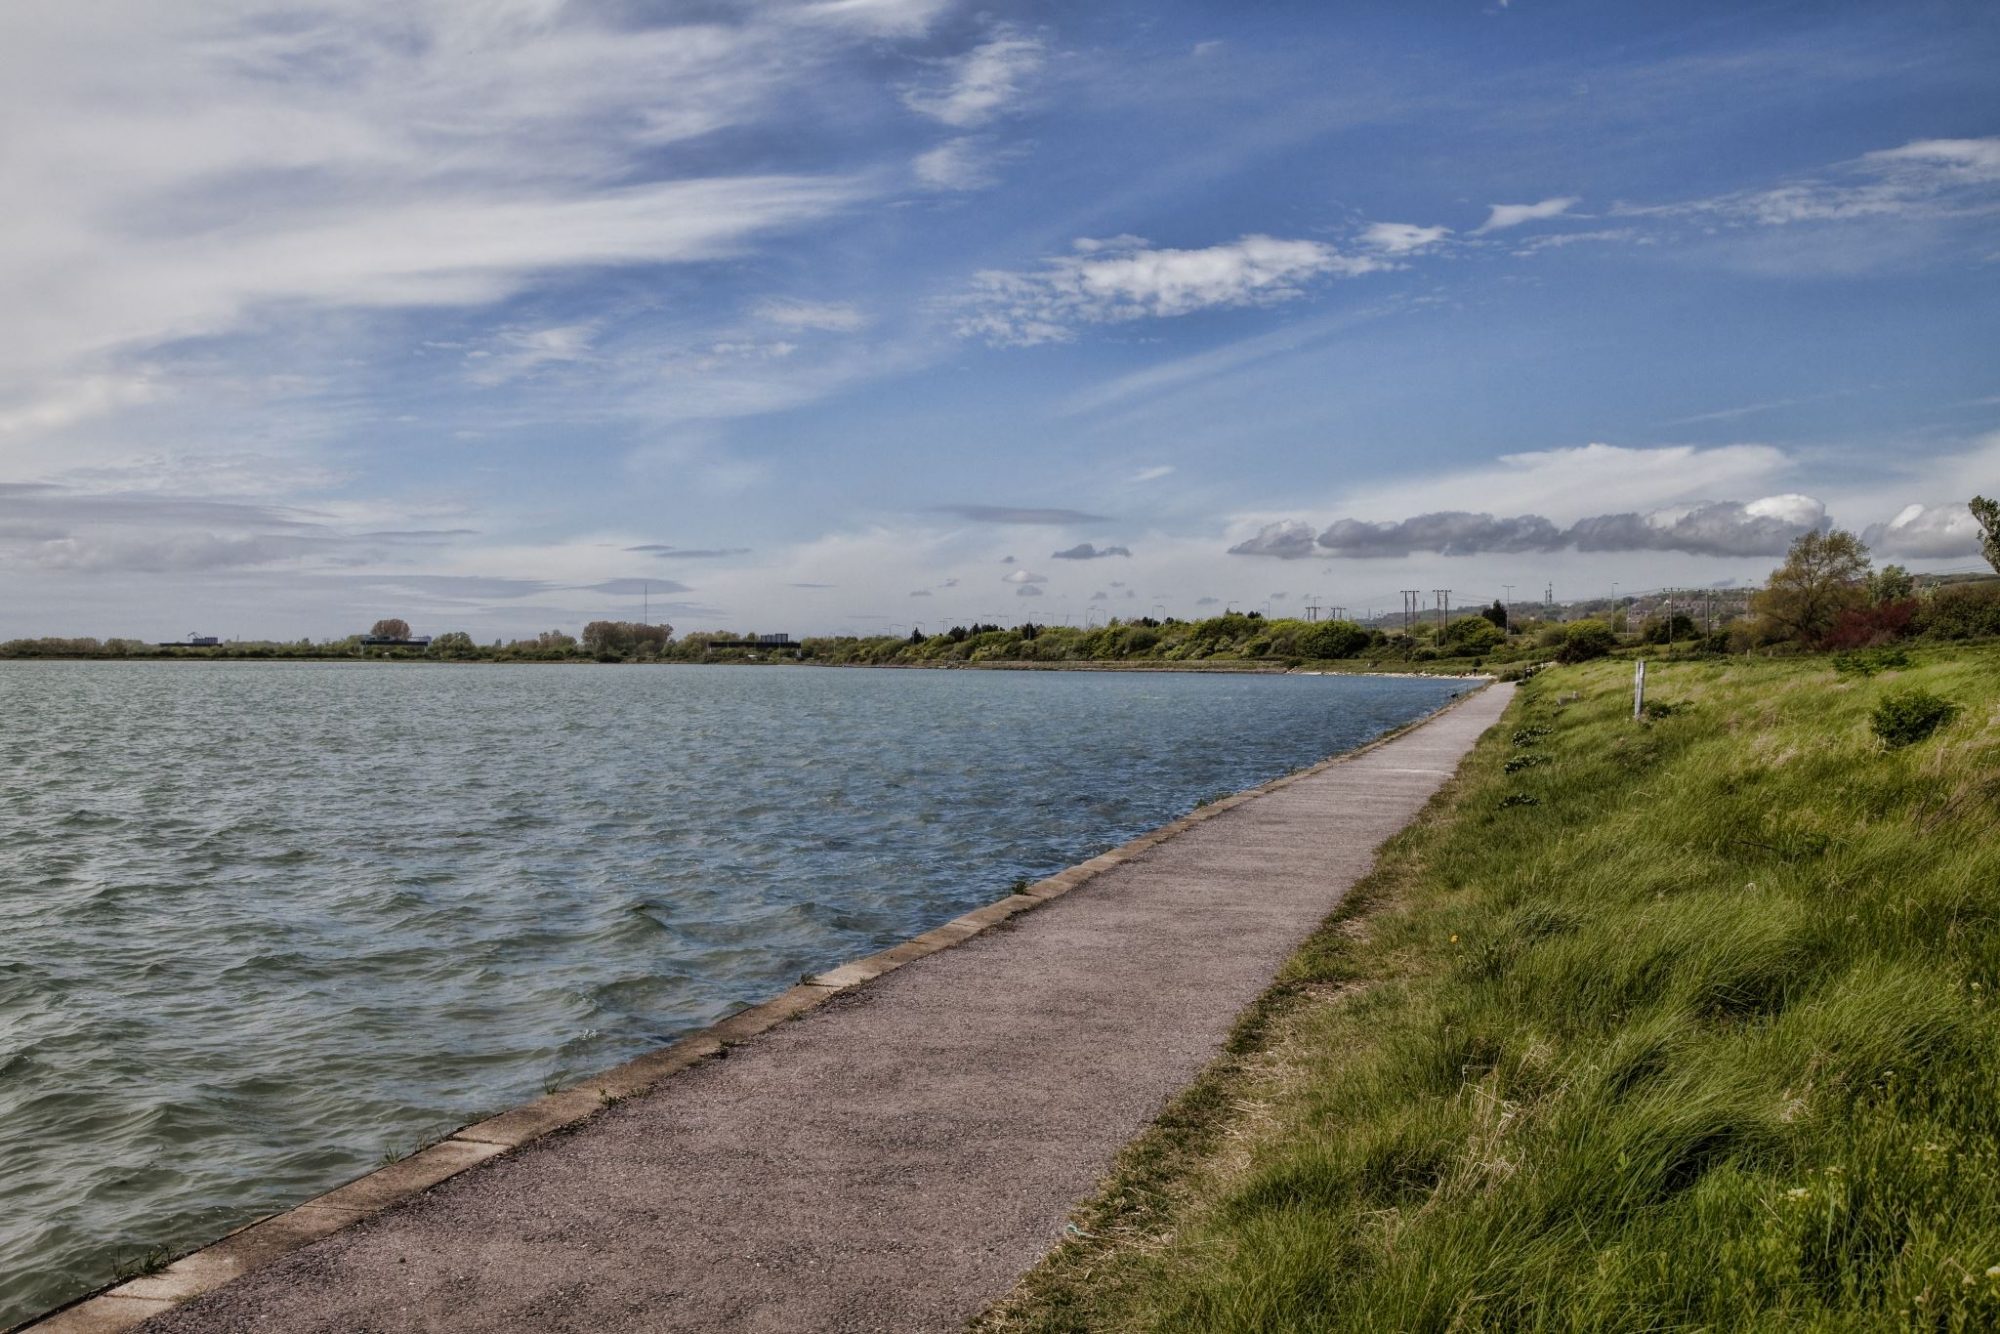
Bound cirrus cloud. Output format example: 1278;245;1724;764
957;234;1388;345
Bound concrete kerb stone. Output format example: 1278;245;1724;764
24;1296;177;1334
14;680;1491;1334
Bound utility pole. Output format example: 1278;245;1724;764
1432;589;1451;642
1400;589;1421;638
1330;605;1345;622
1304;597;1323;623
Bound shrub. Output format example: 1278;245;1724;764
1299;619;1370;660
1822;599;1916;650
1833;646;1910;678
1870;687;1960;748
1556;619;1617;664
1916;581;2000;641
1441;616;1505;655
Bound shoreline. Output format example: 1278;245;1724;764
20;685;1492;1334
1;654;1499;680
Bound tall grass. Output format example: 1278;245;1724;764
985;644;2000;1332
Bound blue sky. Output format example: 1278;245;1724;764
2;0;1996;638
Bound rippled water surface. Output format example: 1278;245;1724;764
0;661;1462;1322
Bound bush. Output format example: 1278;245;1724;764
1299;619;1370;660
1870;687;1960;748
1833;646;1910;678
1916;581;2000;641
1556;619;1617;664
1823;599;1916;650
1441;616;1505;655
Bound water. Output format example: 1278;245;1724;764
0;661;1461;1323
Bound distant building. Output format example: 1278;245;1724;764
359;634;433;647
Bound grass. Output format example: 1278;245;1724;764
979;642;2000;1333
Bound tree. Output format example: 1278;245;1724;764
581;621;673;656
369;618;411;640
1441;615;1505;654
1868;564;1915;604
1972;496;2000;575
1556;619;1616;664
1480;599;1508;631
1753;529;1871;648
1299;619;1369;660
428;631;476;657
1640;613;1698;644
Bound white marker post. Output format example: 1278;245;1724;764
1633;658;1646;721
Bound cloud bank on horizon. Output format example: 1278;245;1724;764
0;0;1996;637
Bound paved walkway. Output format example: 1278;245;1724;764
128;684;1511;1333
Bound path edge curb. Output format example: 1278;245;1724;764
17;680;1494;1334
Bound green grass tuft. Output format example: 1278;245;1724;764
980;643;2000;1333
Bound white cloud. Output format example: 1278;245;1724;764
1862;138;2000;180
1474;197;1580;233
0;2;872;394
1332;442;1793;526
1362;222;1450;254
1864;502;1983;559
1629;137;2000;232
755;299;868;332
914;137;998;191
901;29;1045;127
1226;521;1317;560
1131;465;1175;482
791;0;953;37
466;324;596;386
959;235;1386;345
1002;568;1047;583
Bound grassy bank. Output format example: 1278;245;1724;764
983;642;2000;1332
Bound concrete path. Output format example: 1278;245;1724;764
132;684;1512;1334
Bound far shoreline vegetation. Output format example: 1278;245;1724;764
8;506;2000;674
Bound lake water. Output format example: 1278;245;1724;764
0;661;1463;1324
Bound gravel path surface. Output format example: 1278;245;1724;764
135;684;1511;1333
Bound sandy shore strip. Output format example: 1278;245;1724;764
29;684;1512;1334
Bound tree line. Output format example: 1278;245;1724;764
6;498;1997;666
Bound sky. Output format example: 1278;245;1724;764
1;0;1997;640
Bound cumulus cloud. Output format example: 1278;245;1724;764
936;505;1108;524
1002;568;1047;584
1362;222;1450;254
901;29;1045;127
1051;542;1131;559
1566;496;1827;557
1226;520;1318;560
1233;496;1830;559
958;235;1386;345
1864;502;1984;558
1015;583;1044;597
1474;197;1580;232
1317;512;1564;557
